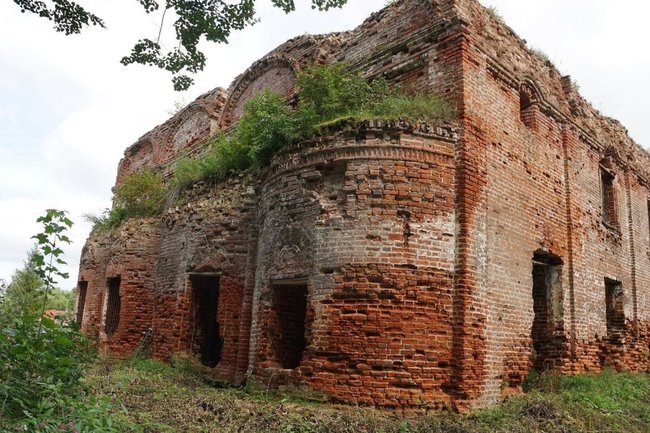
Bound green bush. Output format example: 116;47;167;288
295;63;391;123
114;167;166;216
0;315;94;417
84;207;128;232
85;168;165;231
0;210;128;433
172;63;454;186
173;135;251;187
236;89;297;168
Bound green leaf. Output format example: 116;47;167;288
41;317;57;329
10;345;27;355
54;335;73;346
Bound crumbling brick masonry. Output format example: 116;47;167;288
77;0;650;409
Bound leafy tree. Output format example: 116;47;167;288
11;0;350;90
45;287;73;312
0;248;46;320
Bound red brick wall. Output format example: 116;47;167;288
148;178;258;383
78;218;160;355
249;122;459;409
453;0;650;406
78;0;650;411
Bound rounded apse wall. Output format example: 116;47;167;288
251;121;460;409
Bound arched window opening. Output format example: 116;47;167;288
519;83;537;129
599;159;618;227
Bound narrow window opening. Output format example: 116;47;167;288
271;281;308;369
531;251;563;371
190;274;222;368
605;278;624;340
76;281;88;324
519;85;536;129
646;200;650;244
105;277;121;337
397;210;412;248
600;164;617;226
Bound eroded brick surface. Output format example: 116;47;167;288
78;0;650;410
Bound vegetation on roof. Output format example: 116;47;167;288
172;63;453;187
87;63;453;231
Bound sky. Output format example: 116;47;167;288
0;0;648;288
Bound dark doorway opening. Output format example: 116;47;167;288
600;164;617;226
76;281;88;324
531;251;563;371
190;275;222;368
272;282;308;369
605;278;624;341
105;277;121;337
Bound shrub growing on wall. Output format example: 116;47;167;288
85;168;165;231
236;89;297;168
173;134;251;187
172;63;453;188
294;62;392;124
114;167;166;216
88;63;454;229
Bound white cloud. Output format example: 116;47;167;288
0;0;648;287
0;0;387;285
481;0;650;146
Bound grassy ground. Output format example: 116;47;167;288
85;358;650;433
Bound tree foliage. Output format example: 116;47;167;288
12;0;104;34
0;248;46;320
0;248;74;326
11;0;350;90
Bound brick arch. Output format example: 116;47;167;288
219;55;300;130
519;79;543;129
156;106;212;164
601;147;626;171
193;251;229;274
519;79;542;110
268;228;314;282
116;139;154;186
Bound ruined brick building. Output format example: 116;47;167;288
76;0;650;409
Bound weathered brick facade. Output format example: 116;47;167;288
77;0;650;409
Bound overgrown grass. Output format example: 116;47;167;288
84;359;650;433
529;47;550;63
171;63;454;188
313;95;454;133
